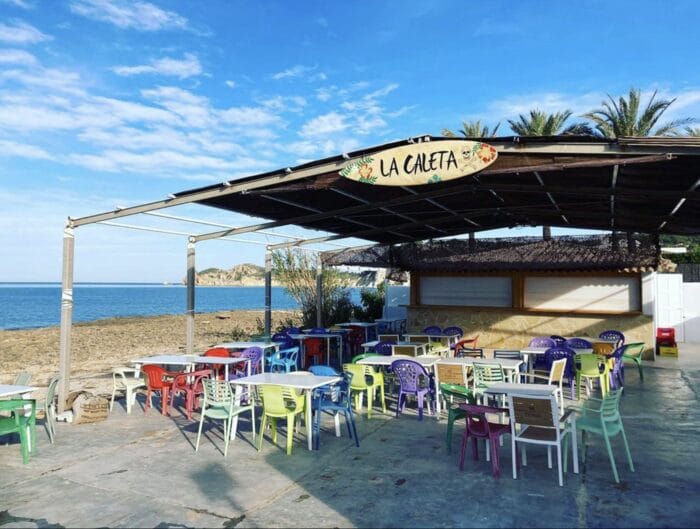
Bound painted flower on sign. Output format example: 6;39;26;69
476;143;497;163
358;164;373;178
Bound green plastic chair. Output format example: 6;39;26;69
472;362;506;405
570;389;634;483
196;378;255;457
343;363;386;418
622;342;645;381
351;353;375;363
440;383;475;453
257;384;305;455
0;398;36;464
574;353;609;400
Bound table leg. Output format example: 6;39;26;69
433;369;441;420
305;390;313;451
326;337;331;366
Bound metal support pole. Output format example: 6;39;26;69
543;225;552;240
468;232;476;251
316;253;323;328
57;223;74;414
265;247;272;336
186;238;196;354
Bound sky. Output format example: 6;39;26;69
1;0;700;283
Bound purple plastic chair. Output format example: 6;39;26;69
373;340;395;356
529;336;556;348
458;403;511;478
423;325;442;335
544;346;576;399
390;359;435;421
230;346;263;378
550;335;567;346
607;345;626;389
309;327;328;334
599;330;625;350
565;337;593;350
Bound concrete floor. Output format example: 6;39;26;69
1;347;700;528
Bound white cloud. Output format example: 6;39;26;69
260;95;307;112
0;139;53;159
225;79;236;89
299;112;349;138
0;66;85;95
112;53;202;79
0;48;37;65
220;106;281;127
140;86;212;127
69;0;189;31
0;0;34;8
69;148;236;173
0;20;51;44
272;64;315;80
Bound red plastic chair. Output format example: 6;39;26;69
347;327;365;358
142;365;177;415
304;337;326;369
169;369;212;420
203;347;231;380
455;335;479;351
458;403;510;478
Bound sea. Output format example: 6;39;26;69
0;283;366;331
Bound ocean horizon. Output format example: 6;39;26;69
0;283;366;331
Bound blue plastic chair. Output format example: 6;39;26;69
599;330;625;350
308;327;328;334
268;346;300;373
312;371;359;450
565;337;593;350
423;325;442;335
529;337;557;370
373;340;395;356
544;346;576;399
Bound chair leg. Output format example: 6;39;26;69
110;385;117;412
557;444;564;487
603;431;620;483
379;383;386;414
257;414;267;451
195;413;205;452
446;409;455;453
619;424;635;472
367;388;373;419
459;430;469;470
286;415;294;455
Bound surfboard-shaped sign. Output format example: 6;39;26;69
339;140;497;186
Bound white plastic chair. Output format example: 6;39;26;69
110;367;146;415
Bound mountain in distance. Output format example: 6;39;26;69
186;263;383;287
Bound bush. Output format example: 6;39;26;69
352;283;385;322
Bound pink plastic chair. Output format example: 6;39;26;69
169;369;212;420
458;403;511;478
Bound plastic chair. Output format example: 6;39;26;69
550;335;567;346
269;346;300;373
391;358;435;421
196;378;255;456
110;367;146;415
169;369;212;420
308;327;328;334
493;350;526;374
442;326;464;338
599;330;625;350
622;342;645;381
508;392;579;487
543;346;576;399
346;327;365;359
0;398;36;464
606;345;626;390
436;362;474;452
284;326;302;334
574;353;610;400
312;371;359;450
565;337;593;350
13;372;32;385
422;325;442;335
459;403;511;478
455;337;481;357
303;337;327;369
570;389;634;483
472;362;506;405
373;340;395;356
257;384;305;455
37;374;61;443
529;336;557;348
203;347;231;380
343;363;386;418
142;365;177;415
233;347;263;377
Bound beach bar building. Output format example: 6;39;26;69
56;135;700;410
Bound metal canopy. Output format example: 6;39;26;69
159;135;700;242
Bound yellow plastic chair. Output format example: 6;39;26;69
343;363;386;418
574;354;609;400
257;384;305;455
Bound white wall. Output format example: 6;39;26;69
683;283;700;343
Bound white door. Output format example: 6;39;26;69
656;273;684;342
682;283;700;343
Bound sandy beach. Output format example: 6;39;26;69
0;309;300;397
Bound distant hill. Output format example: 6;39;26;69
186;263;385;287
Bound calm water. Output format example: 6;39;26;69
0;283;364;330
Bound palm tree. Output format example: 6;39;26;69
442;120;501;138
682;126;700;136
507;109;593;136
582;88;695;138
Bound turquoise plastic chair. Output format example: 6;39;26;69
269;346;300;373
570;389;634;483
0;399;36;464
622;342;645;381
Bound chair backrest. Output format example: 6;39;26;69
442;326;464;337
373;340;395;356
623;342;645;358
392;345;417;357
574;353;607;376
565;337;593;349
378;334;399;343
422;325;442;335
410;335;432;344
142;365;169;389
391;359;430;392
456;347;484;359
259;384;303;414
548;358;567;386
305;337;325;354
239;347;263;373
13;372;32;386
436;363;468;386
472;362;505;387
308;327;328;334
509;393;558;430
343;363;372;390
550;335;567;345
204;347;230;358
529;336;556;348
309;365;340;377
461;403;507;438
201;378;232;407
45;374;61;410
493;350;521;360
173;369;212;392
280;346;300;364
544;347;575;377
271;332;294;349
284;326;302;334
599;388;623;423
350;352;377;363
599;329;625;348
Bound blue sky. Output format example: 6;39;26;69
1;0;700;282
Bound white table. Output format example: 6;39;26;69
361;341;429;356
519;347;593;372
216;341;280;372
336;322;378;342
132;354;249;381
374;317;406;333
484;382;558;397
230;373;341;450
403;333;460;354
288;333;343;368
0;384;38;451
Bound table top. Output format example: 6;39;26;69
230;372;341;390
484;382;558;396
132;354;197;365
361;340;424;348
336;322;378;328
288;333;342;340
569;336;618;344
356;355;441;367
190;356;249;365
438;357;523;370
520;347;593;355
217;341;280;350
0;384;37;398
374;317;406;323
403;333;460;340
